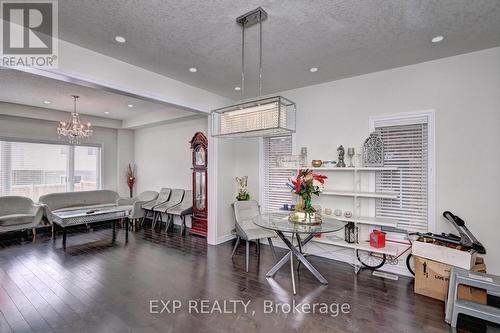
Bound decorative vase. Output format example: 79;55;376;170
288;196;322;225
127;177;135;198
303;197;313;217
362;132;384;166
300;147;308;167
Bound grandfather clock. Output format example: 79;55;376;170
190;132;208;238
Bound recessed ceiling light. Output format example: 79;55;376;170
309;67;319;73
432;35;444;43
104;111;110;114
127;104;134;108
189;67;198;73
115;36;126;43
43;100;51;104
234;86;241;91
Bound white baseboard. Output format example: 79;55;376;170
216;233;236;245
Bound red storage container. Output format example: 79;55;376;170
370;230;386;248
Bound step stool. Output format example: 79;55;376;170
445;266;500;327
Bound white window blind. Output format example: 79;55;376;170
0;139;101;201
375;123;429;232
74;146;100;192
263;136;292;212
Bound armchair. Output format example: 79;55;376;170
117;190;159;230
0;196;44;239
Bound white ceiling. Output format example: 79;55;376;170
0;68;194;121
2;0;499;124
56;0;500;98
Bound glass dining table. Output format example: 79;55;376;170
254;213;346;294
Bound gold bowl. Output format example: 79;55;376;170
311;160;323;167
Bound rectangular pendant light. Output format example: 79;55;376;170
211;8;297;139
211;96;296;138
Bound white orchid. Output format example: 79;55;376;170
235;176;250;201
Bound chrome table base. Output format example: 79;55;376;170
266;231;328;294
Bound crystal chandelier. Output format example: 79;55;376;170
57;95;93;144
211;7;296;138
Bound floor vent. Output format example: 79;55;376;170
372;271;399;281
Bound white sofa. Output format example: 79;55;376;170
39;190;126;224
0;196;44;234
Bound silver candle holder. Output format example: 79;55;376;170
347;147;355;167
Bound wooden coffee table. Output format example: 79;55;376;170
51;206;131;249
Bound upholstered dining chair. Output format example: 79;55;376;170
232;200;277;272
152;189;185;231
117;190;159;230
166;190;193;235
141;188;171;228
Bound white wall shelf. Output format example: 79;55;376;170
322;190;399;199
323;215;398;228
313;235;399;257
273;166;399;171
281;165;403;274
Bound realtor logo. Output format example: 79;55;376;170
1;0;58;68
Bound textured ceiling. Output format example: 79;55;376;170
0;69;191;120
57;0;500;98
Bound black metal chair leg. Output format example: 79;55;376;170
158;213;164;232
152;212;159;230
181;216;186;235
166;214;171;232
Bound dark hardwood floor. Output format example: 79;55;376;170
0;226;496;333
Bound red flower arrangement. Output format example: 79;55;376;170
287;169;327;216
127;163;136;198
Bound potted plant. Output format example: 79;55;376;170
235;176;250;201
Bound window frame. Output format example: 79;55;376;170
0;136;103;199
369;110;436;233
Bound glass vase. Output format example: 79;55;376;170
303;197;313;219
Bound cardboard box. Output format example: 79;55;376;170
412;239;477;270
457;285;487;304
414;256;488;303
415;256;451;301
